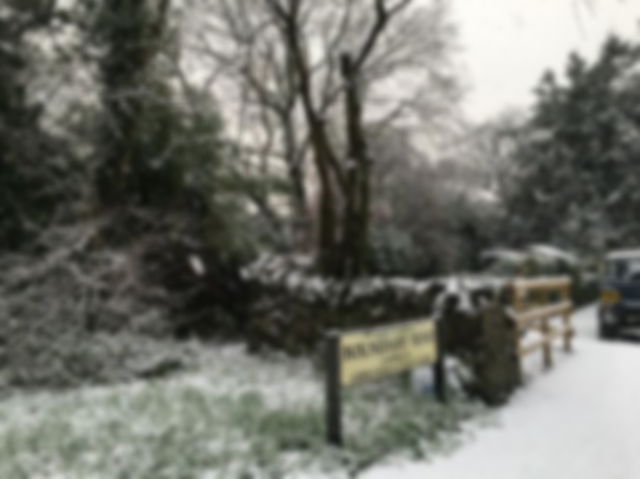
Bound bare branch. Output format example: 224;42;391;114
354;0;413;71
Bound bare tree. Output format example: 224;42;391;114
182;0;309;248
259;0;419;276
184;0;459;275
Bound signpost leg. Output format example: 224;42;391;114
433;321;447;403
325;333;343;446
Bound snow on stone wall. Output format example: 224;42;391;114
243;254;508;318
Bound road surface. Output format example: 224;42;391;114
364;305;640;479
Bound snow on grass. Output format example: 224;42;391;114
0;343;482;478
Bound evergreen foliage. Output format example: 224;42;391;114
506;35;640;252
0;3;61;249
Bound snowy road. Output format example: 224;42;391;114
364;304;640;479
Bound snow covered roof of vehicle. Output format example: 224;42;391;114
480;249;527;263
606;249;640;260
528;244;577;265
481;245;577;265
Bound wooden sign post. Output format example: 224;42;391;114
325;332;343;446
325;319;445;446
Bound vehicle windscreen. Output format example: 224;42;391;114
606;258;640;282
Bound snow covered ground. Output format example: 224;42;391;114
364;304;640;479
7;303;637;478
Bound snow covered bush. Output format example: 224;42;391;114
0;221;196;390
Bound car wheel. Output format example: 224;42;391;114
599;323;617;340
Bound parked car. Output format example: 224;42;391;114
598;249;640;338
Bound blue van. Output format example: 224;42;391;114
599;249;640;338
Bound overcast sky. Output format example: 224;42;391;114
451;0;640;122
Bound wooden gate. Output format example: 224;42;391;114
511;277;574;370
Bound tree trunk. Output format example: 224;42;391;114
339;53;370;278
312;128;341;276
282;113;311;249
276;10;343;275
269;0;386;278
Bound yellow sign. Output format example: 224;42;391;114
339;319;438;387
600;289;620;305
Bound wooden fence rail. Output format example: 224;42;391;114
511;276;574;370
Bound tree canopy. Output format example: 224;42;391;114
505;35;640;253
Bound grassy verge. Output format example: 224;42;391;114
0;345;483;478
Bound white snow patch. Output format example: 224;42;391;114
188;254;206;277
363;304;640;479
481;248;527;264
528;244;577;265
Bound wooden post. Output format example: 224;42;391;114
325;332;342;447
561;284;573;353
513;285;525;313
541;317;553;369
509;284;523;382
563;311;573;353
536;288;546;307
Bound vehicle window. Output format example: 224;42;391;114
607;259;640;281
